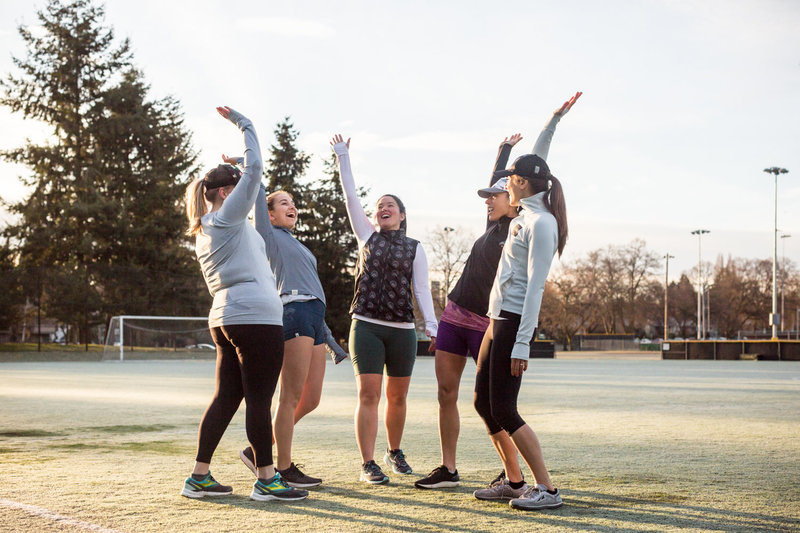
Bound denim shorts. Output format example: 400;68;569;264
282;299;326;345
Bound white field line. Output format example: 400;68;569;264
0;498;124;533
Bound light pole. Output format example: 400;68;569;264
664;253;674;341
764;167;788;340
780;233;791;335
691;229;710;339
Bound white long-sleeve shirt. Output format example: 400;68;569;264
333;142;438;337
488;191;557;359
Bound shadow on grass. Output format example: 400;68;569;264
52;440;192;455
0;429;64;438
88;424;176;434
181;485;799;532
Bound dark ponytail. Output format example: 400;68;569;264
530;174;568;257
544;175;568;256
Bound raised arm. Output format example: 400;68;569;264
411;244;439;351
331;135;374;245
531;91;582;161
214;107;263;224
489;133;522;188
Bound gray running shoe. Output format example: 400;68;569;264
360;460;389;484
474;480;528;501
510;485;563;510
278;463;322;488
384;448;412;474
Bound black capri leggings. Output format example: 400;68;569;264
195;324;284;468
473;311;529;436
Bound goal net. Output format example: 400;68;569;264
102;315;213;361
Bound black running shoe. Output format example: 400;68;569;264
360;460;389;484
414;465;460;489
278;463;322;488
489;469;506;487
384;448;412;474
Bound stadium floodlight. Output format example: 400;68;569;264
103;315;212;361
691;230;710;339
764;167;789;340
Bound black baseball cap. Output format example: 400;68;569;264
203;164;242;190
494;154;550;179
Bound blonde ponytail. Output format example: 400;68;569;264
185;178;207;236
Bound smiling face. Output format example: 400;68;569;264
267;191;298;229
375;195;406;231
485;191;515;221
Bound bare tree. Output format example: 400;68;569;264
426;226;474;309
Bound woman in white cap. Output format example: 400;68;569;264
415;93;580;492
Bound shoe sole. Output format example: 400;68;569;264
383;455;413;474
250;491;308;502
473;493;518;502
510;501;563;511
284;479;322;489
181;488;232;499
414;480;461;489
239;449;257;476
360;473;389;484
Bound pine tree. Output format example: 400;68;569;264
265;117;310;202
0;0;203;343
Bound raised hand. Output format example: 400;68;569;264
554;92;582;116
216;106;231;119
503;133;523;147
221;154;238;165
330;133;351;150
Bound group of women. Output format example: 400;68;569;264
180;92;580;512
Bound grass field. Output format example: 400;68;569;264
1;355;799;532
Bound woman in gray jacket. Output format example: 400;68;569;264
472;151;568;512
181;106;306;502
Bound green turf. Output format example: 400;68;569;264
0;357;798;532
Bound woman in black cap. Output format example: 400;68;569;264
331;134;439;485
181;106;306;502
473;149;568;511
415;93;580;492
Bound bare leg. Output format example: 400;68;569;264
385;375;411;450
487;431;524;482
355;373;382;463
294;344;327;423
510;424;554;490
273;335;313;470
435;350;467;470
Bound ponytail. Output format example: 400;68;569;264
185;178;207;236
544;175;568;257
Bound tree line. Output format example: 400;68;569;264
0;0;361;345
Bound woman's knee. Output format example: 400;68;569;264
490;403;524;434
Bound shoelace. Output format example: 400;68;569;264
366;461;384;476
393;450;408;467
521;486;543;499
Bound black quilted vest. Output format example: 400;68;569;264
351;229;418;323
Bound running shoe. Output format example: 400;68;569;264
250;474;309;502
278;463;322;488
239;447;257;476
473;480;527;501
180;472;233;499
414;465;460;489
360;460;389;484
384;448;412;474
509;485;563;510
489;469;506;487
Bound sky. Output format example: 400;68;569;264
1;0;799;281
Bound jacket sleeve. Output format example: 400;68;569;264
511;217;557;360
253;183;280;258
412;243;439;337
333;142;375;246
214;110;263;225
323;321;348;364
530;113;562;161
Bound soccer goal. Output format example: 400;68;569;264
103;315;213;361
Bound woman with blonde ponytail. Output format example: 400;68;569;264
180;106;307;503
472;150;570;512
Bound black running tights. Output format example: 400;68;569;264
473;311;527;435
195;324;283;468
